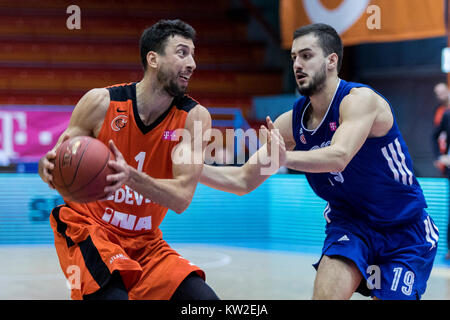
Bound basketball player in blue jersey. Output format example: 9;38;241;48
201;23;439;300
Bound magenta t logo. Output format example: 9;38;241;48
162;130;177;141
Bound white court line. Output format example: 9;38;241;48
431;267;450;279
199;253;232;269
173;245;233;270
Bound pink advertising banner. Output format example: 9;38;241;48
0;106;72;164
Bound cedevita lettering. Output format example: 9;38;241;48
106;185;152;205
102;207;152;231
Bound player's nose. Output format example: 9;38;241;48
186;54;196;71
293;57;304;70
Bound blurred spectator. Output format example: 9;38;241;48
431;82;450;260
432;83;450;175
433;83;450;126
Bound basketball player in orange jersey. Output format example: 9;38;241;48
38;19;219;300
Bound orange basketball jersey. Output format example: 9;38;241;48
66;82;199;237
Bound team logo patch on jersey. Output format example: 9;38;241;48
299;127;307;144
300;134;307;144
329;122;337;131
111;115;128;132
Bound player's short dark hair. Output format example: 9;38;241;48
293;23;343;72
139;19;196;71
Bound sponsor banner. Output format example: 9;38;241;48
280;0;446;48
0;174;447;265
0;106;72;164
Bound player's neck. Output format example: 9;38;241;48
135;77;174;126
309;76;340;116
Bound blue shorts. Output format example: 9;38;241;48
313;210;439;300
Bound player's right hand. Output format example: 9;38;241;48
39;134;70;189
265;116;286;167
40;149;56;189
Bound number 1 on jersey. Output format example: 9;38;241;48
135;152;146;172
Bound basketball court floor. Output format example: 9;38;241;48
1;244;449;300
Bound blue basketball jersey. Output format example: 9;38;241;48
292;79;427;227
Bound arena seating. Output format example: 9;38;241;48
0;0;283;117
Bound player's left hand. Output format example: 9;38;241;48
103;139;132;197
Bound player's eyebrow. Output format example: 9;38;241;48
291;48;313;56
176;43;195;54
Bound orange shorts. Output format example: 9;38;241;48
49;205;204;300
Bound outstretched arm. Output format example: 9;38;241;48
284;87;390;173
200;115;289;195
104;105;212;213
432;111;450;168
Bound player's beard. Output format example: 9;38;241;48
157;66;186;98
296;62;327;97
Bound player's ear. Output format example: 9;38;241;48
146;51;158;69
327;53;338;71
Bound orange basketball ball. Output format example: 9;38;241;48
52;136;115;203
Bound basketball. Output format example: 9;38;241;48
52;136;116;203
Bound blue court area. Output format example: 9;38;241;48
0;173;448;266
